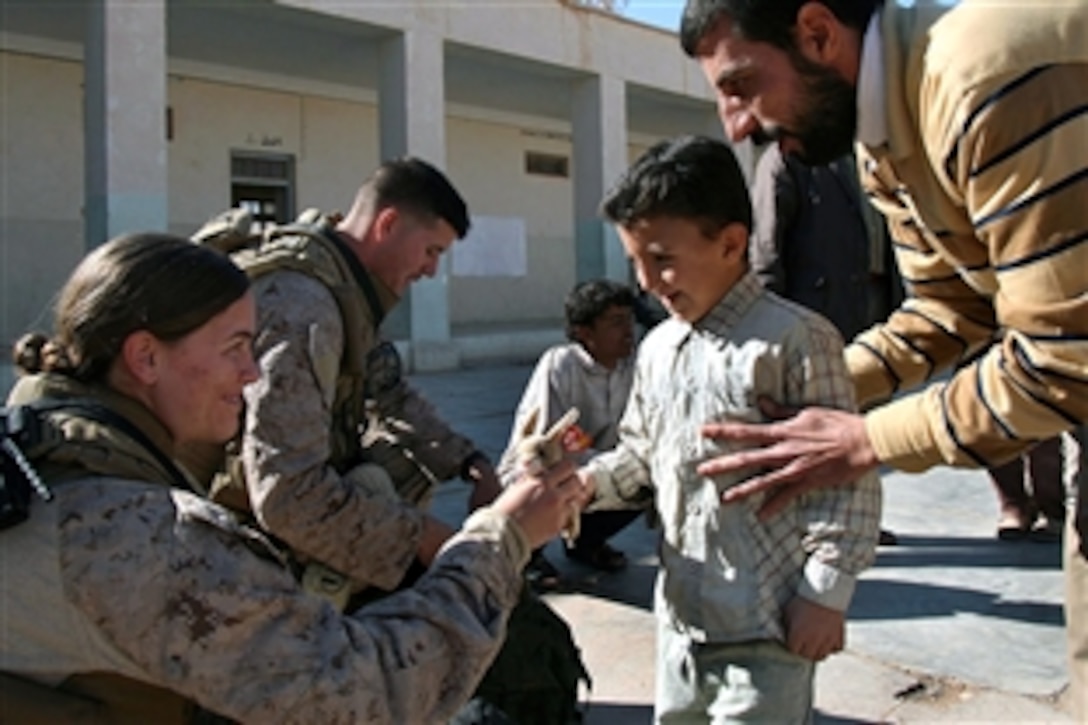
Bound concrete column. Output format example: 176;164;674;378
379;30;457;372
572;74;627;283
84;0;168;248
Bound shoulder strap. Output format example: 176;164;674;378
56;400;196;493
310;224;386;326
228;218;386;327
206;213;380;475
267;222;385;325
16;399;193;493
2;399;195;532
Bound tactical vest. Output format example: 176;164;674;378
190;210;429;610
191;210;385;506
1;378;231;724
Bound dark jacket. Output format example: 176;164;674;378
750;145;874;342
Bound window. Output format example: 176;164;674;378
525;151;569;178
230;151;295;231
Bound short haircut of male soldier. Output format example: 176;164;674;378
361;157;471;238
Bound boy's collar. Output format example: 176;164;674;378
694;272;762;333
664;272;764;348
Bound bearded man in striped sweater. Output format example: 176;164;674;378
679;0;1088;715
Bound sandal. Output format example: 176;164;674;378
565;542;628;572
996;509;1033;541
1029;516;1063;544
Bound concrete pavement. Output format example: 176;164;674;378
415;362;1074;724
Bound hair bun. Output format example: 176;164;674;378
12;332;70;375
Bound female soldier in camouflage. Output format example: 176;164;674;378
0;233;583;723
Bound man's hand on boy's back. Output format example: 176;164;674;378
784;596;845;662
697;397;879;518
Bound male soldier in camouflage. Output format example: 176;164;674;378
233;157;503;599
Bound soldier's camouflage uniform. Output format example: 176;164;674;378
2;374;529;723
243;266;477;592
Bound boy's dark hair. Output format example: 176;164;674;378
564;279;636;340
599;135;752;236
364;156;471;238
680;0;882;56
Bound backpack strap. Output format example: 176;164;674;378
311;224;386;327
190;209;387;501
1;398;197;532
232;218;381;468
45;400;195;493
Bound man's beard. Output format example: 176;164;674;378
782;50;858;166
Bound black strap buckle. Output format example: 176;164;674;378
1;406;54;531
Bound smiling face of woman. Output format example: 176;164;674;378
143;292;259;446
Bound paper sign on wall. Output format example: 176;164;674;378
451;215;527;277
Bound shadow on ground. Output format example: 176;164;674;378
872;534;1062;571
556;559;656;611
849;577;1064;626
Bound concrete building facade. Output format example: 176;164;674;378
0;0;734;370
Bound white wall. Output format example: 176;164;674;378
167;77;380;235
447;116;575;327
1;51;608;343
297;95;380;214
0;52;86;341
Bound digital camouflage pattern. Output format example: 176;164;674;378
3;477;528;722
242;268;416;591
189;212;480;588
361;343;476;508
242;267;477;591
1;375;531;722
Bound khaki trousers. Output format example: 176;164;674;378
1063;426;1088;719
